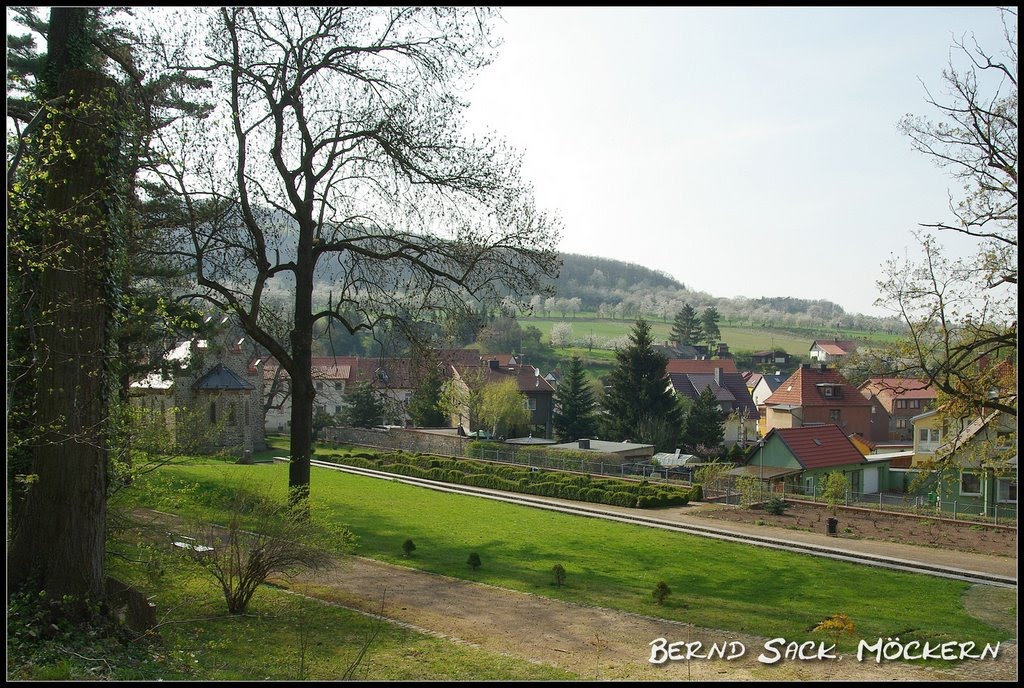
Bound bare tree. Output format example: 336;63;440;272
146;8;561;502
877;8;1016;419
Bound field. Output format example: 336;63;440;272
522;314;899;357
126;462;1010;650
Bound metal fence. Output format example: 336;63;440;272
705;478;1017;525
468;446;690;483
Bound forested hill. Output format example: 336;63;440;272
539;253;904;333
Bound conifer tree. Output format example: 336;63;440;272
684;385;726;453
601;319;683;450
701;306;722;351
670;304;703;347
343;382;385;428
553;356;598;441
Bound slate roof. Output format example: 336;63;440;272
192;363;255;391
763;365;871;408
668;369;759;419
665;358;739;374
750;425;867;470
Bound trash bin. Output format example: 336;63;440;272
826;517;838;536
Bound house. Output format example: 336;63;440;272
130;324;266;453
739;424;895;497
667;367;759;448
750;371;789;435
264;348;478;432
858;377;937;444
913;405;1016;518
449;357;556;439
808;339;857;364
665;358;739;375
761;364;874;439
751;350;791;366
743;371;762;393
653;342;704;360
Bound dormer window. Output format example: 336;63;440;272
817;383;841;398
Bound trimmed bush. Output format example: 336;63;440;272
467;552;482;570
552;564;566;587
402;538;416;556
652;581;672;605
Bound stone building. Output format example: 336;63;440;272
129;316;266;454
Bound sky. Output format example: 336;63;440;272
461;6;1013;317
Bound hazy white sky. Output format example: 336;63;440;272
463;6;1011;317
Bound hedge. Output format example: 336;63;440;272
320;451;700;509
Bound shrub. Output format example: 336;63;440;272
552;564;566;587
467;552;482;570
765;496;787;515
652;581;671;605
184;488;339;614
402;539;416;557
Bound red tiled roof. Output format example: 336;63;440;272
665;359;738;374
811;340;857;352
858;377;937;401
770;425;866;470
763;366;872;408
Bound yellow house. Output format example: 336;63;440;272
910;409;945;466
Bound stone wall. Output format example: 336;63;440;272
324;426;469;457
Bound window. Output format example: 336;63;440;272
525;398;537;411
228;402;237;426
997;478;1017;503
895;418;907;429
823;386;833;397
909;399;920;409
829;409;841;423
896;399;907;409
960;472;982;496
335;405;342;414
918;428;941;444
209;401;217;424
334;381;342;390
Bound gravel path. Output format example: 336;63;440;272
285;555;1017;682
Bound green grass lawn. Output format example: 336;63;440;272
122;460;1012;663
97;540;574;681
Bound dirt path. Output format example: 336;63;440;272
285;555;1018;682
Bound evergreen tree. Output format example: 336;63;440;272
684;385;726;453
601;319;683;450
408;363;448;427
670;304;703;347
701;306;722;350
552;355;598;441
343;382;385;428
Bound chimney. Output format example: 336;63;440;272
578;439;590;449
714;367;723;385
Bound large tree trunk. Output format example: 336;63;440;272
287;255;315;503
7;58;117;613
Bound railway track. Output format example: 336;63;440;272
302;457;1017;589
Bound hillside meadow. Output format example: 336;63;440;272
523;314;901;357
118;458;1010;665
